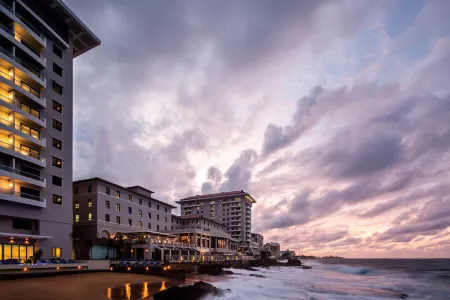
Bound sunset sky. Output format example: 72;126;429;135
67;0;450;258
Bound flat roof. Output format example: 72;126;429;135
177;190;257;203
172;214;226;227
45;0;101;57
127;186;154;194
73;177;177;208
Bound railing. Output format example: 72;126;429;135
0;0;12;11
0;22;13;36
151;240;196;248
0;163;44;181
0;115;43;141
0;46;42;80
0;139;44;161
0;187;43;202
13;11;44;40
14;79;40;98
164;255;253;263
15;33;41;56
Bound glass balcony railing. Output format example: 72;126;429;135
0;0;44;39
0;46;42;80
0;115;42;141
0;187;44;202
0;139;43;162
0;93;45;122
0;163;44;181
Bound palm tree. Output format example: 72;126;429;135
69;231;82;259
104;237;115;259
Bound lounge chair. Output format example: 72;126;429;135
9;259;20;265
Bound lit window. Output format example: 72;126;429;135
52;99;62;113
75;215;79;222
52;247;62;258
88;199;92;207
88;213;92;221
138;221;142;228
75;201;79;209
52;194;63;205
116;216;120;224
116;204;120;211
52;137;62;150
116;191;120;198
139;210;142;217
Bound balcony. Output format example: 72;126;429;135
0;187;45;207
0;139;45;167
0;0;46;47
0;163;45;187
0;91;45;127
0;114;45;147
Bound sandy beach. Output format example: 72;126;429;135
0;272;172;300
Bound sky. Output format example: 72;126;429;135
66;0;450;258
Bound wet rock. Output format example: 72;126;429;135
249;274;265;278
286;259;302;266
223;270;234;275
153;281;229;300
244;267;259;271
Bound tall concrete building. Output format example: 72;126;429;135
0;0;99;261
177;191;256;244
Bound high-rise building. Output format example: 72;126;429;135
177;190;256;244
251;233;264;249
0;0;99;261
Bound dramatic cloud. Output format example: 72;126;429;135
67;0;450;257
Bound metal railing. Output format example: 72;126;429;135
15;33;41;56
164;255;253;263
0;22;13;36
0;46;42;80
0;139;44;161
15;79;40;98
0;163;44;181
0;115;42;141
151;240;196;248
0;186;44;202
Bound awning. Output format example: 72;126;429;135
0;232;52;239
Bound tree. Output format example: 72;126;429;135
69;231;82;259
32;249;43;263
104;237;115;259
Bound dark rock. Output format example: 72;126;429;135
223;270;234;275
249;274;265;278
198;264;224;275
244;267;259;271
153;281;229;300
286;258;302;266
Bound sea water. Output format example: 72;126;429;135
194;259;450;300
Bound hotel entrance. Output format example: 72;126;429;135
0;244;34;262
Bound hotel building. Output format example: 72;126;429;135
177;191;256;244
0;0;99;261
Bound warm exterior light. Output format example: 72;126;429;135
110;267;113;271
8;70;13;77
8;92;13;99
9;237;14;243
23;268;28;272
163;267;167;271
8;114;13;121
56;267;60;270
127;267;131;271
145;267;149;271
8;181;13;188
180;257;183;261
78;266;81;269
145;249;148;252
167;266;171;269
130;249;133;253
25;238;29;244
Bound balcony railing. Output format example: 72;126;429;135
0;46;42;80
0;0;44;39
0;115;43;141
0;163;44;181
0;186;43;202
0;139;43;161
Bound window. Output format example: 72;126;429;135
148;223;151;229
116;216;120;224
75;201;79;209
157;204;160;211
74;187;78;195
148;212;151;219
128;219;132;226
52;248;62;258
138;221;142;228
139;210;142;217
88;199;92;207
157;215;159;221
52;156;62;168
106;200;110;209
105;214;110;222
52;100;63;114
148;201;151;208
139;198;142;205
116;203;120;211
165;207;168;213
53;44;63;58
128;194;132;201
128;207;132;214
12;218;33;230
165;217;167;223
20;103;40;119
52;137;62;150
53;62;63;77
52;119;62;131
88;213;92;221
157;225;160;231
116;191;120;198
165;226;167;230
106;187;110;195
88;185;92;193
52;194;63;205
52;80;63;95
52;175;62;187
75;215;79;222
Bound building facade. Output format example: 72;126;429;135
251;233;264;249
264;242;281;258
177;190;256;244
0;0;99;261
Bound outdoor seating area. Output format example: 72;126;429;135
0;258;81;265
0;257;88;278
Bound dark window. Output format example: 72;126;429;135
157;204;160;211
105;200;110;209
164;226;167;230
52;80;63;95
116;216;120;224
52;194;62;205
165;217;167;223
157;225;160;231
53;44;63;58
148;212;151;219
106;187;110;195
20;103;40;119
52;62;63;77
148;201;151;208
105;214;110;222
128;219;132;226
139;198;142;205
52;119;62;131
165;207;168;213
52;137;62;150
74;187;78;195
128;207;132;214
12;218;33;230
116;191;120;198
148;223;151;229
52;156;62;168
157;215;159;221
52;100;62;113
128;194;132;201
52;175;62;187
88;185;92;193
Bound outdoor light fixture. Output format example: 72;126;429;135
23;268;28;272
110;267;113;271
127;267;131;271
145;267;149;271
8;181;13;188
56;267;60;270
78;266;81;269
25;238;29;244
8;114;13;121
9;237;14;243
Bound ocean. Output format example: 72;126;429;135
188;259;450;300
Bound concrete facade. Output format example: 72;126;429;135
251;233;264;249
264;242;281;258
177;191;256;243
0;0;99;261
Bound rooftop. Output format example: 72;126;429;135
177;190;256;203
73;177;176;208
172;214;226;227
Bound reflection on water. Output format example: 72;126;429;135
107;281;177;300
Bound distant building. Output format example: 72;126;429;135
280;249;296;258
263;242;280;258
177;190;256;244
251;233;264;249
